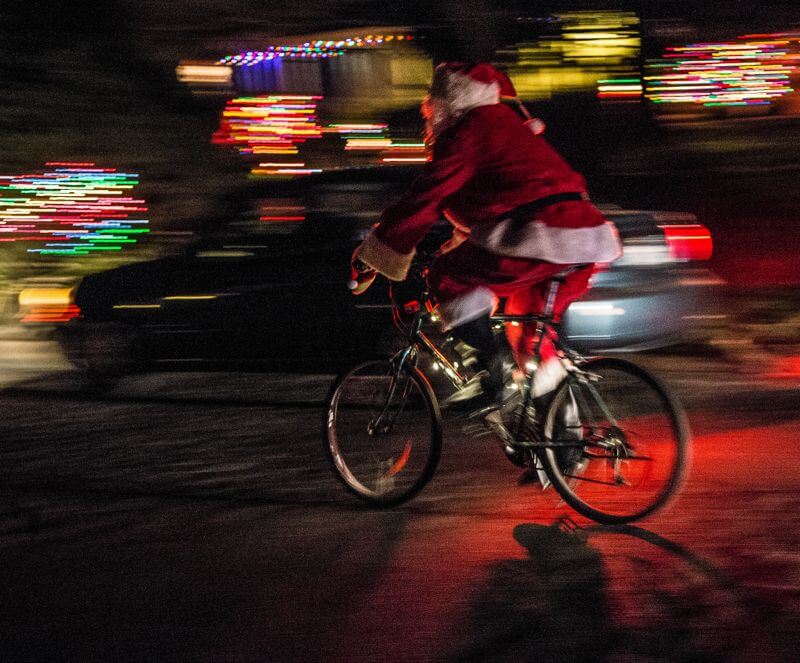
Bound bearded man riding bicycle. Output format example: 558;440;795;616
352;62;622;412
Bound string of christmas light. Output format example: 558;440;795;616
0;164;149;256
219;34;414;67
645;39;794;107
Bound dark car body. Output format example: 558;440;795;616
61;167;721;375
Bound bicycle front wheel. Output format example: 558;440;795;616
324;359;442;506
541;357;690;524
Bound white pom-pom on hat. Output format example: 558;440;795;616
525;117;546;135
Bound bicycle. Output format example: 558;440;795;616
324;259;691;524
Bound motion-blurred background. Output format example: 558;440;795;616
1;0;799;349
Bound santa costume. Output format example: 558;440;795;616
354;62;622;399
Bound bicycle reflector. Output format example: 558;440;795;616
659;224;713;261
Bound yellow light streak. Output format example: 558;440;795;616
18;287;74;307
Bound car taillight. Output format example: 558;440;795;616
659;224;713;261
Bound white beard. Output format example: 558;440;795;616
422;94;458;147
421;68;501;147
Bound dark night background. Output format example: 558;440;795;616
2;1;800;288
1;3;800;661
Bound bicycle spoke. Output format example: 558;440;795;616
541;357;690;524
561;474;621;487
325;360;442;506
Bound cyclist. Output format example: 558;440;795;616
351;62;622;412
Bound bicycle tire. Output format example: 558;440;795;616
324;358;442;506
540;357;690;524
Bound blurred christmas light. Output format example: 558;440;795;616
645;38;794;107
380;142;427;163
213;95;323;156
597;77;643;100
509;11;641;99
0;164;149;256
251;163;322;176
219;33;414;66
176;62;233;86
325;124;388;134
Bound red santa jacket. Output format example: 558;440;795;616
356;103;622;281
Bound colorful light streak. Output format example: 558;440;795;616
251;163;322;176
645;39;794;107
212;95;324;161
378;142;427;164
258;202;307;222
219;34;413;67
597;77;643;100
0;164;149;256
21;304;81;324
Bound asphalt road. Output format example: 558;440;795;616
0;348;799;662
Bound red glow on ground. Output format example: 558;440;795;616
330;453;590;658
765;355;800;379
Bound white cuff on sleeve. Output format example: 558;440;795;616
356;231;416;281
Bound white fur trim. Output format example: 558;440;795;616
440;69;500;116
438;286;498;331
355;231;415;281
469;220;622;264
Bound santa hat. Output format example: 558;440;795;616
428;62;513;115
440;62;517;97
428;62;545;135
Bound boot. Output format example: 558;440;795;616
442;316;512;413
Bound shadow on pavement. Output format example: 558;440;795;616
454;520;798;662
452;522;615;662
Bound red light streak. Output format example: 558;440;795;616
21;304;81;324
660;224;713;261
381;157;428;163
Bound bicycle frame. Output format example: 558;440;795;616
388;268;590;448
332;262;689;520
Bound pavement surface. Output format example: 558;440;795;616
0;331;799;661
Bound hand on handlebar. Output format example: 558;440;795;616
348;255;377;295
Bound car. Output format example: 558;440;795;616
54;166;721;378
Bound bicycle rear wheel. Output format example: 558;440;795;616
324;359;442;506
541;357;690;524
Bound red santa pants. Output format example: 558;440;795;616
428;241;594;367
